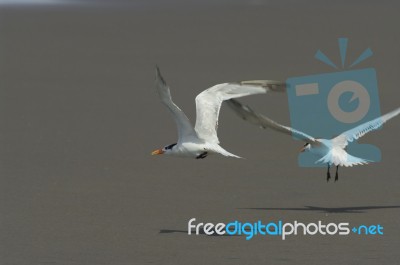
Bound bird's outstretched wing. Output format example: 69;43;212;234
226;99;318;144
333;107;400;148
194;80;286;144
155;66;197;143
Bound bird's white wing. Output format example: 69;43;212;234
194;80;286;144
333;107;400;148
226;99;318;144
155;66;197;143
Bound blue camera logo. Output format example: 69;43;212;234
287;38;381;167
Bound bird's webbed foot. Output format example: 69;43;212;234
334;166;339;182
326;164;331;182
327;172;331;182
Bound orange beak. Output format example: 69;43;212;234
300;146;306;153
151;149;164;155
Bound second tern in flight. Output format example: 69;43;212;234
227;99;400;181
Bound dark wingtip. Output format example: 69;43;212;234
268;82;288;93
226;99;257;121
155;65;160;75
155;65;167;86
230;99;254;113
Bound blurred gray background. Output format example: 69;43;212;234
1;1;400;264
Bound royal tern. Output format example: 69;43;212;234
227;99;400;181
151;67;285;159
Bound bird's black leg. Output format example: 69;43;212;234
196;152;208;159
335;166;339;182
326;164;331;182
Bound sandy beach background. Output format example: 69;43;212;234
1;1;400;264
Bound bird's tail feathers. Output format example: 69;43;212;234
315;152;372;167
212;145;243;159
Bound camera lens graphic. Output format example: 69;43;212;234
327;80;370;123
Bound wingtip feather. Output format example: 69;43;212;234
155;65;167;86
